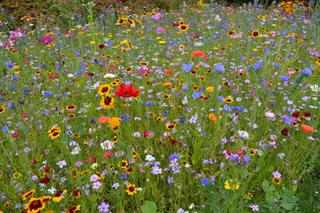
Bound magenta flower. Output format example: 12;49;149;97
38;36;55;44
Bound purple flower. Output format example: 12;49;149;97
167;177;174;184
98;202;110;213
57;160;67;168
92;181;102;189
214;63;225;73
201;178;210;186
112;183;120;189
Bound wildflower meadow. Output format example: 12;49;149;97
0;0;319;212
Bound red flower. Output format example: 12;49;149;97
114;83;139;98
103;151;112;159
12;131;20;137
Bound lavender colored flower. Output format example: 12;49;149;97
214;63;225;73
98;202;110;213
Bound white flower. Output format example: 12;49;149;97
103;73;116;78
100;140;114;150
310;84;319;93
265;111;275;119
71;146;81;155
146;155;155;162
133;132;141;137
238;130;249;140
47;187;56;195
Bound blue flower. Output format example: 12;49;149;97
7;103;15;109
23;88;30;94
121;114;131;121
169;154;179;161
217;96;224;101
182;84;188;91
301;68;312;76
42;91;53;97
6;62;15;68
89;118;96;124
182;64;193;72
76;69;83;75
253;61;262;70
2;126;7;132
214;63;225;73
280;75;289;81
201;178;210;186
192;91;203;99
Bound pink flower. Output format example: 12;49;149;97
151;12;162;20
156;27;165;34
38;36;55;44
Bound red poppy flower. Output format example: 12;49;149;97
301;124;314;133
192;50;205;58
12;131;20;137
49;74;59;79
103;151;112;159
114;83;139;98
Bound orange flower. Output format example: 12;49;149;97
209;113;217;123
192;50;205;58
163;82;173;88
301;124;314;133
98;116;111;124
165;68;173;75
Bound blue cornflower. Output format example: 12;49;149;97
182;84;188;91
280;75;289;81
42;91;53;97
182;63;193;72
253;61;262;70
214;63;225;73
120;114;131;121
192;91;203;99
301;68;312;76
169;154;179;161
201;178;210;186
6;62;15;68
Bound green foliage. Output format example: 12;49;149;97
141;200;157;213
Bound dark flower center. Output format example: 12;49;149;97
30;200;43;210
104;97;112;105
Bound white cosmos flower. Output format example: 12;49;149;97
100;140;114;150
310;84;319;93
103;73;116;78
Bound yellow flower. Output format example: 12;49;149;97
206;86;214;93
0;106;5;115
98;84;111;96
159;40;167;44
21;189;36;201
224;97;234;104
12;172;22;179
25;197;46;213
126;183;137;196
108;117;120;131
224;179;240;190
100;95;115;110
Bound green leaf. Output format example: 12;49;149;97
141;200;157;213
